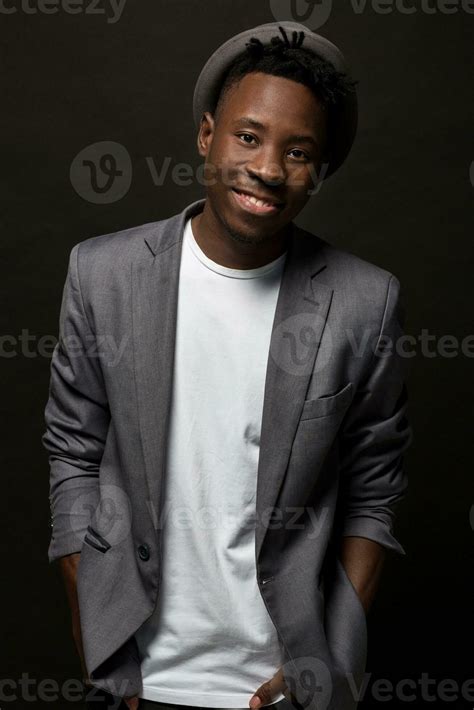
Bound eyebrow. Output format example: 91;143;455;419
231;116;318;146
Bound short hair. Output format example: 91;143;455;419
213;26;358;155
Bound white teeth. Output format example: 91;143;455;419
240;192;272;208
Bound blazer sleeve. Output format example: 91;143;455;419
336;274;413;555
42;243;110;564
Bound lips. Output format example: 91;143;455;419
231;188;284;216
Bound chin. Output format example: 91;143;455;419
223;208;287;246
223;216;278;246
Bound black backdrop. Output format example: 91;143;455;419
2;1;473;708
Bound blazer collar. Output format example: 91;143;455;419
143;198;207;257
143;196;328;279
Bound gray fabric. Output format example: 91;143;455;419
42;198;412;710
192;21;358;178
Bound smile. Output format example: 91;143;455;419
231;189;283;216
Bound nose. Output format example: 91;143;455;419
246;146;286;187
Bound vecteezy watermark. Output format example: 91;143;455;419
1;671;473;707
70;141;132;203
146;155;328;195
0;0;126;22
0;329;130;366
145;500;331;540
282;656;333;710
269;0;334;28
269;319;474;376
270;312;333;377
68;484;133;546
352;672;474;703
275;667;474;707
269;0;474;30
69;140;329;204
3;327;474;364
0;674;129;708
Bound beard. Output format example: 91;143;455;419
225;222;272;246
216;202;287;249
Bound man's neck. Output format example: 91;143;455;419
191;200;290;270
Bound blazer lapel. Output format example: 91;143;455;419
255;225;333;563
131;199;206;529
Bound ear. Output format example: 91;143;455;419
197;111;215;158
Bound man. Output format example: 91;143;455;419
42;21;412;710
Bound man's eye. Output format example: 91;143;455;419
288;149;309;161
237;133;257;145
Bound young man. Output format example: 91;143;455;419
43;21;412;710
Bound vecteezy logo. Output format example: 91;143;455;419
70;483;133;546
269;0;333;30
270;313;333;376
282;656;332;710
70;140;132;204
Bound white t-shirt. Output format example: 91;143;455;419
135;216;288;707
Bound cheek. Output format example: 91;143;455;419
289;164;315;186
287;165;316;196
212;135;250;169
207;147;246;192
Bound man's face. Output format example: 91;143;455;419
197;71;329;245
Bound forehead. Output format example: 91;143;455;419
218;71;326;133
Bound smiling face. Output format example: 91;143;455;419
197;71;329;246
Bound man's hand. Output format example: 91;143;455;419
249;667;293;708
248;537;386;710
123;696;140;709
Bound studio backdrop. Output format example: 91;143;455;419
2;1;473;709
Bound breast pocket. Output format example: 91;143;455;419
300;382;354;421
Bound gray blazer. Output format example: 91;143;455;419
42;197;412;710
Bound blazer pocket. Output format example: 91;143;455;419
300;382;353;421
83;524;112;554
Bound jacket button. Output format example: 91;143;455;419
138;544;150;561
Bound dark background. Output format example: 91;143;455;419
2;1;473;708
